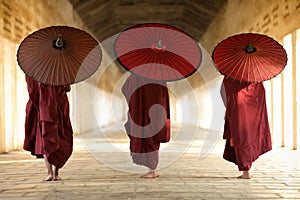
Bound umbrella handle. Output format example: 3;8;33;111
243;44;257;54
53;34;65;50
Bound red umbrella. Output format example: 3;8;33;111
114;23;202;82
212;33;287;83
17;26;102;86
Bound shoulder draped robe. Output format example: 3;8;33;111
221;78;272;171
122;75;170;170
23;76;73;168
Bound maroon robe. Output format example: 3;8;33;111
221;78;272;171
23;76;73;168
122;74;170;170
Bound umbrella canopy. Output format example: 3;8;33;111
114;23;202;82
212;33;287;83
17;26;102;85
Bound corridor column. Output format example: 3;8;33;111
292;31;297;150
0;44;6;153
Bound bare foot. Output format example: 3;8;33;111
44;175;53;181
53;166;60;181
140;171;159;178
237;175;250;179
237;171;251;179
53;176;61;181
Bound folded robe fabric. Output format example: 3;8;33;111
122;74;170;170
23;76;73;168
221;78;272;171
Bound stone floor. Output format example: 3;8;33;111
1;126;300;200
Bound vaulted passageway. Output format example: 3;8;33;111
1;0;300;153
1;0;300;198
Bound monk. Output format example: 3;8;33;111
221;78;272;179
23;76;73;181
122;74;171;178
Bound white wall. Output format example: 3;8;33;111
71;40;126;134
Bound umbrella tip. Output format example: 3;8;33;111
53;34;65;50
243;44;257;54
151;39;166;53
157;39;162;48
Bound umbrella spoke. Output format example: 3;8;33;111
161;53;177;80
46;53;59;85
168;52;196;75
142;51;159;79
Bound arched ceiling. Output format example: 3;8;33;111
68;0;227;94
68;0;227;42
